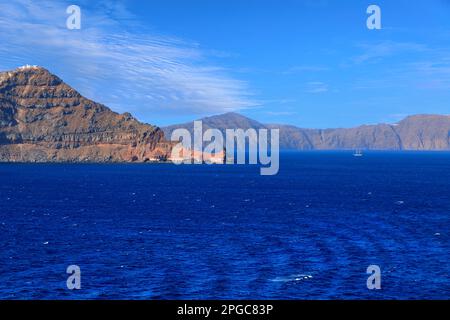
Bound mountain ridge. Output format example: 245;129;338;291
163;112;450;151
0;66;174;162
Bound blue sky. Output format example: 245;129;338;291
1;0;450;128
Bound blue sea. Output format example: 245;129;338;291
0;152;449;299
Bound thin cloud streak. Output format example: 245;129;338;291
0;0;258;121
351;41;429;65
305;81;329;94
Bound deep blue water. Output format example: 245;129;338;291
0;152;449;300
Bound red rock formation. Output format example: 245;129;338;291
0;66;175;162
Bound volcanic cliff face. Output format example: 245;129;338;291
0;66;173;162
268;115;450;150
164;112;450;151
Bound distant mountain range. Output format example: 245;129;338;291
163;112;450;151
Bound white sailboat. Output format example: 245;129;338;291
353;149;363;157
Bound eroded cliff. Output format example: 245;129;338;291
0;66;173;162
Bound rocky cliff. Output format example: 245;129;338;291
0;66;174;162
269;115;450;150
164;112;450;151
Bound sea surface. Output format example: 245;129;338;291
0;152;449;299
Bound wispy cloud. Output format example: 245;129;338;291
410;58;450;89
305;81;329;93
351;41;429;65
265;111;297;116
282;65;329;75
350;50;450;91
0;0;257;121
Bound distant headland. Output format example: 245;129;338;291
164;113;450;151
